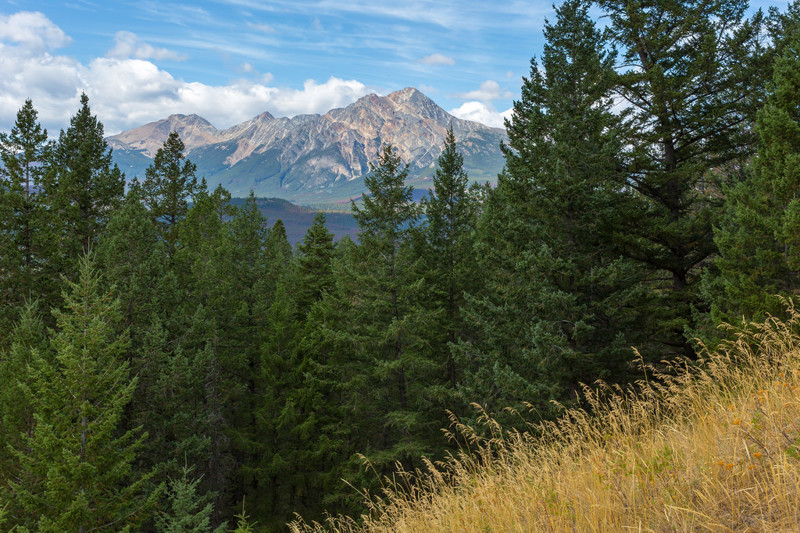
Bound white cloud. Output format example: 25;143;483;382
107;31;188;61
249;22;276;33
418;53;454;66
450;101;512;129
0;12;372;135
0;11;70;53
456;80;512;102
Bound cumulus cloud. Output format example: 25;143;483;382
418;53;454;66
456;80;512;102
107;31;188;61
450;101;512;129
0;11;70;53
0;11;372;135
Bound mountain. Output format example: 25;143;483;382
107;88;506;205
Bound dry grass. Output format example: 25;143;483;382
289;310;800;533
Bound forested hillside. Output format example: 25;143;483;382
0;0;798;531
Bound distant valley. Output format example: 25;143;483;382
108;87;506;206
230;197;358;245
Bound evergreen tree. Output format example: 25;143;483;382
598;0;768;356
95;185;176;486
328;145;439;483
172;183;240;526
457;0;642;420
0;100;53;331
293;213;336;317
420;127;479;396
0;303;49;485
141;132;199;256
704;29;800;326
250;213;337;526
45;93;124;275
156;465;225;533
6;255;158;531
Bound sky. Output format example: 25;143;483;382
0;0;790;136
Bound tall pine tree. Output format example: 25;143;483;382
0;100;54;332
45;94;124;277
598;0;769;356
457;0;642;420
141;131;199;257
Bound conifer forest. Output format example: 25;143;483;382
1;0;799;530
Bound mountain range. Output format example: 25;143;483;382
107;87;507;206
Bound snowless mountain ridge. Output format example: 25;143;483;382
107;87;507;203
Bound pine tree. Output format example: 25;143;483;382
141;132;199;257
6;255;158;531
224;193;272;520
249;213;337;526
420;127;480;396
704;29;800;326
337;145;439;479
598;0;769;356
45;93;124;275
0;100;53;331
456;0;646;421
293;213;336;317
172;183;240;526
95;185;176;482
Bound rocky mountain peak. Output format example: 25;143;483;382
109;87;507;204
108;113;219;157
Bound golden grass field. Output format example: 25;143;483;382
290;310;800;532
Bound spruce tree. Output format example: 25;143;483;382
0;100;53;331
45;93;124;276
293;213;336;317
456;0;644;420
6;255;158;531
252;213;337;525
172;183;240;526
155;465;225;533
336;145;439;480
0;303;49;485
705;29;800;326
420;127;479;396
141;132;199;256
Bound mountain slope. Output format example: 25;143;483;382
108;88;506;204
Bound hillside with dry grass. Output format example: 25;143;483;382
290;311;800;532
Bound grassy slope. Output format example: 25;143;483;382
291;312;800;532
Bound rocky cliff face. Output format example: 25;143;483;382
108;87;506;203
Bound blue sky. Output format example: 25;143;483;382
0;0;790;135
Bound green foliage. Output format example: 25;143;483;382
458;0;643;420
294;212;336;316
141;131;199;256
705;28;800;329
598;0;768;356
0;100;54;332
0;3;797;527
5;255;158;531
45;94;124;269
0;303;49;482
156;465;226;533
